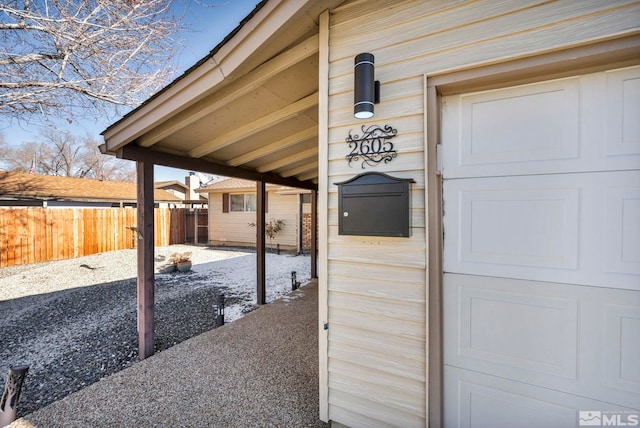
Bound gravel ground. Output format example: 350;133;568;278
0;245;310;419
10;280;324;428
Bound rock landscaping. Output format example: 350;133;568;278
0;245;310;418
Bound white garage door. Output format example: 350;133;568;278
442;66;640;427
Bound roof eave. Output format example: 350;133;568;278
101;0;316;154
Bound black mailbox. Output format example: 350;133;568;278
335;172;415;237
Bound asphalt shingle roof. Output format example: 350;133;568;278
0;172;181;202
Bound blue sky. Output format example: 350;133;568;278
1;0;261;182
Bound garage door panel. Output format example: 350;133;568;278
603;304;640;394
455;187;579;270
443;273;640;409
605;186;640;275
442;66;640;422
443;170;640;290
444;274;581;387
457;77;580;166
442;67;640;179
449;279;578;379
444;366;639;428
607;67;640;156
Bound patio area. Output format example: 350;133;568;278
8;280;325;428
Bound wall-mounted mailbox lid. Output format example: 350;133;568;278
335;172;415;237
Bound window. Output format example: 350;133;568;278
230;193;256;212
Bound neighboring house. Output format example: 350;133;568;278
155;174;208;207
198;177;311;252
0;171;181;208
101;1;640;427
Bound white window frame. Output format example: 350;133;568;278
229;193;256;212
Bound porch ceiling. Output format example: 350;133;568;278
102;0;341;189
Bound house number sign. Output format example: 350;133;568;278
345;124;398;169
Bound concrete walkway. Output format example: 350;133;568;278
10;281;325;428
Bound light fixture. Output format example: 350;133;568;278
215;293;225;327
354;52;380;119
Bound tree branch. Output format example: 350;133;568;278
0;52;65;65
0;0;180;120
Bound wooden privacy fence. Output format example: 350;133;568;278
0;208;195;268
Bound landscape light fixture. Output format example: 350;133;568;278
215;294;225;327
354;52;380;119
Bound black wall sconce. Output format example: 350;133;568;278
354;53;380;119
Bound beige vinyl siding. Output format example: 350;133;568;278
209;193;256;245
323;0;639;426
208;191;299;248
265;192;299;247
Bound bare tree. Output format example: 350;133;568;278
0;0;180;122
1;129;135;181
0;132;7;162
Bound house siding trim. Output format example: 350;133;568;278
318;8;331;423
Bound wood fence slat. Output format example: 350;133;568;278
115;208;120;250
32;209;38;263
123;209;129;249
170;209;177;245
127;209;133;248
26;209;34;264
63;209;71;260
88;209;93;253
164;209;168;246
104;209;110;253
0;209;8;267
0;207;188;267
109;208;115;252
105;208;110;252
154;209;159;247
70;210;76;258
36;209;43;262
54;209;61;261
50;209;58;262
19;208;28;265
154;210;159;247
6;209;14;266
60;209;68;260
38;209;46;261
62;209;69;259
157;209;162;247
14;210;22;265
38;208;45;262
116;209;123;250
32;209;42;263
82;209;90;255
112;208;117;251
129;209;135;249
45;209;53;261
97;209;104;254
8;209;16;267
91;209;98;254
114;208;120;250
125;209;132;249
70;209;76;259
73;209;80;258
155;208;169;247
26;208;33;264
103;208;110;253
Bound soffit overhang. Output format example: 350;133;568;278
103;0;345;188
